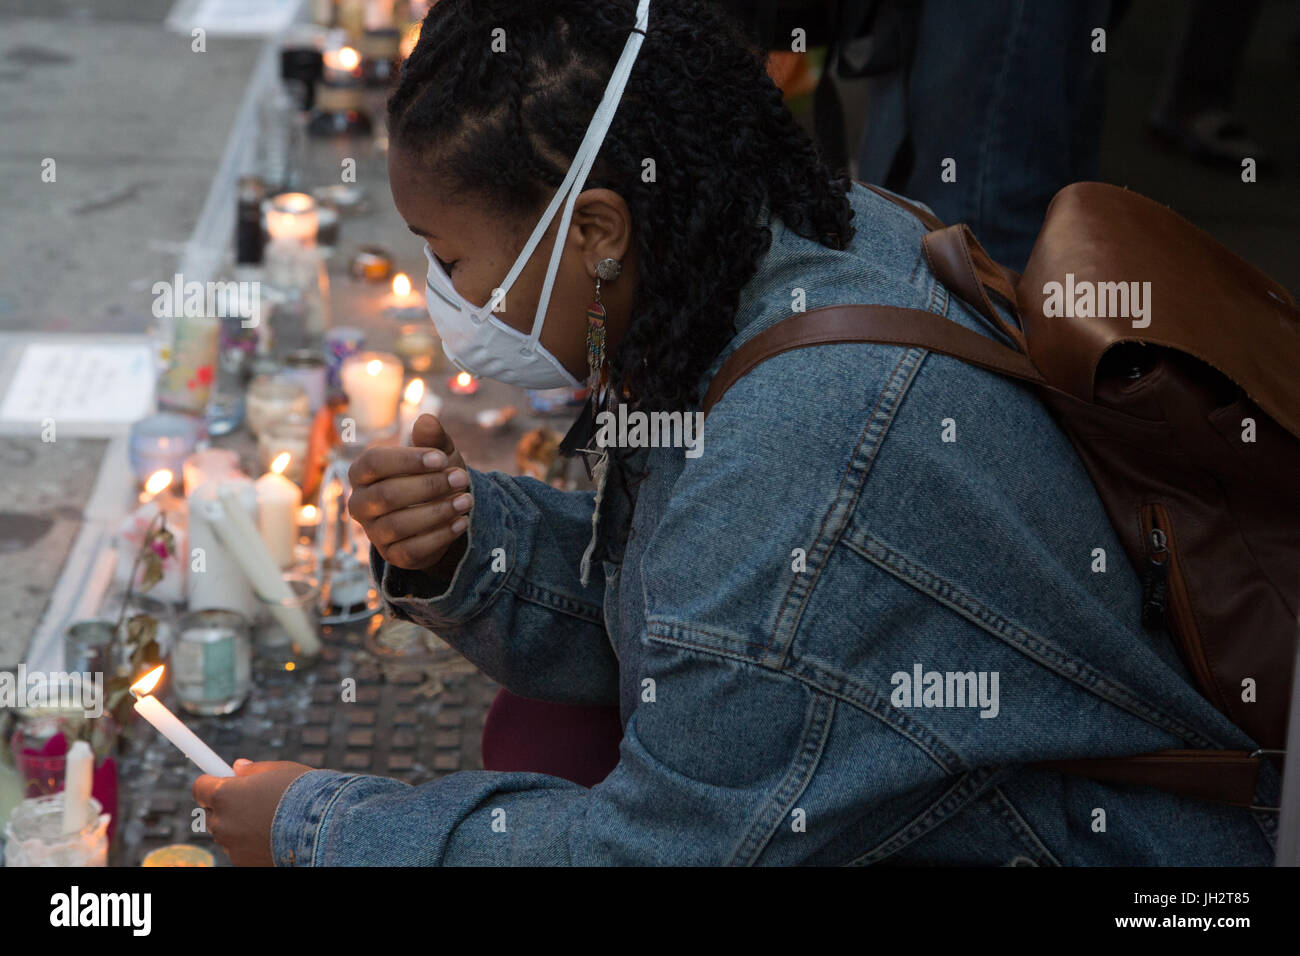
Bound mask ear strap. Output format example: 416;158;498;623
517;0;651;353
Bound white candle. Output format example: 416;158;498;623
256;452;302;569
214;486;322;656
61;740;94;835
187;479;260;620
340;352;403;433
131;666;234;777
398;378;444;446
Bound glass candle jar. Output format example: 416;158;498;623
4;794;109;867
254;572;321;672
266;191;319;246
258;414;312;486
339;351;403;437
128;414;202;488
245;375;310;438
172;610;252;716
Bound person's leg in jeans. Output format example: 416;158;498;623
480;688;623;788
856;0;1110;271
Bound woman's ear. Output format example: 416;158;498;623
571;188;634;274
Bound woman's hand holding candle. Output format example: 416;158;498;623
348;414;474;572
193;759;314;866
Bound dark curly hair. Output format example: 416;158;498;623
387;0;855;416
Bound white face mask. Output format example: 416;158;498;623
423;0;650;390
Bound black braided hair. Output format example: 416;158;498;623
388;0;855;416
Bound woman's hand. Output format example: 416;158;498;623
193;759;314;866
348;414;474;571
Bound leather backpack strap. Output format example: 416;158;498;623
700;303;1043;419
1030;750;1273;811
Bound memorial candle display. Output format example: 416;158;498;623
340;351;403;433
256;452;302;569
130;665;235;777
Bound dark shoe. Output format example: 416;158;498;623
1145;107;1275;171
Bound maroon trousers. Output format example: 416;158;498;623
480;688;624;788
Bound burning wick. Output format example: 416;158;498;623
391;272;412;298
404;378;424;406
129;666;235;778
140;469;173;503
447;371;479;395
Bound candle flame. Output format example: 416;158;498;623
338;46;361;71
299;504;319;523
456;371;472;388
392;272;411;297
279;192;314;212
271;452;291;475
366;359;383;376
144;469;173;498
131;664;165;698
404;378;424;404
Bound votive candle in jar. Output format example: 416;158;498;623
339;351;403;435
172;610;252;716
245;375;310;439
266;192;319;247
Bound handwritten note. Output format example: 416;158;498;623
0;343;155;424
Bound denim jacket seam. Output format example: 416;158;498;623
842;528;1232;749
847;765;1008;865
765;347;928;669
727;692;836;866
506;574;605;625
273;770;367;866
988;785;1062;866
647;619;965;774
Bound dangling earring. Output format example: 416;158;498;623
586;257;621;403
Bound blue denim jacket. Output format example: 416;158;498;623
271;183;1279;865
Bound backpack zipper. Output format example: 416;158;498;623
1139;503;1225;711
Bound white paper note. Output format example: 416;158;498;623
0;343;155;424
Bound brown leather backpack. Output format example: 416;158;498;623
701;181;1300;810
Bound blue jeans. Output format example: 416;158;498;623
855;0;1110;271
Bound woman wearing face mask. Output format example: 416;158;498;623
194;0;1276;866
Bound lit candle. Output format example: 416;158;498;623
398;378;444;445
130;666;234;777
447;370;479;395
266;192;319;246
322;45;362;84
391;272;412;299
340;351;404;433
139;468;174;504
256;452;302;570
61;740;94;835
298;503;321;530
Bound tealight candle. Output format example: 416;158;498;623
130;665;234;777
447;370;480;395
340;351;404;434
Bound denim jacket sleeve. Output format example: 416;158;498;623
370;467;619;706
271;355;959;866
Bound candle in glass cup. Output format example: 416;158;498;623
266;192;319;246
340;352;403;433
447;370;480;395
